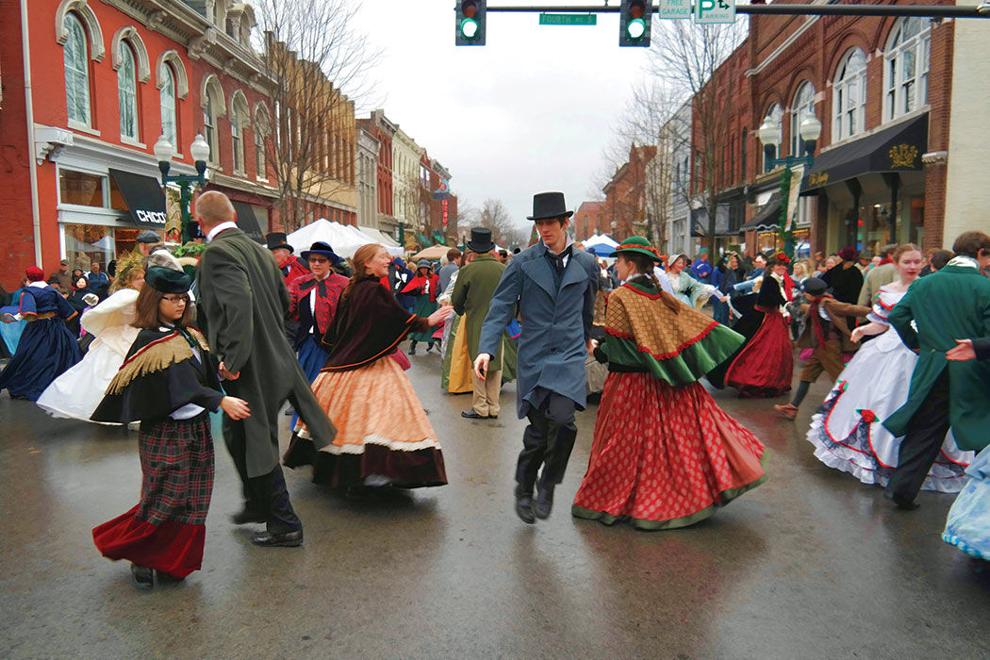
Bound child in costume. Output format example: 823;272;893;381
90;267;250;589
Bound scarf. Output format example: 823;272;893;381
807;295;834;346
947;255;979;270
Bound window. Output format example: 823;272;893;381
232;108;243;173
833;49;868;141
160;63;177;145
59;169;104;207
118;43;139;141
884;18;931;121
762;104;782;171
789;82;816;157
204;95;217;164
63;14;91;126
255;128;266;179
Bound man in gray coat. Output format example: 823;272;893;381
475;192;598;524
195;191;335;548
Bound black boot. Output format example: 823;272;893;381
130;563;154;590
408;341;417;356
514;484;536;524
534;482;555;520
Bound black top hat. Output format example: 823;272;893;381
300;241;342;266
466;227;496;253
802;277;829;296
145;266;192;294
527;192;573;221
266;232;293;253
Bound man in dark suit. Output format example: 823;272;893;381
195;191;336;547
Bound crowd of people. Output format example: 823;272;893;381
1;187;987;591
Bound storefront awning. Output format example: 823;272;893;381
109;169;166;229
231;201;264;244
741;192;781;232
801;113;928;195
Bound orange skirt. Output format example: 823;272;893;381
288;357;447;488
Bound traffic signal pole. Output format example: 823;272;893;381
483;3;990;18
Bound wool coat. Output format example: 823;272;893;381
883;264;990;452
197;228;335;477
451;254;505;363
478;242;598;418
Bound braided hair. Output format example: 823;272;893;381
621;252;679;313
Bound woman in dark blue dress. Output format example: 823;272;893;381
0;267;81;400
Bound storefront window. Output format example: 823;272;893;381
63;223;114;272
60;169;105;207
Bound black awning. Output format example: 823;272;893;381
231;202;264;244
109;169;166;229
802;113;928;194
741;192;781;232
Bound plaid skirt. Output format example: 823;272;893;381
93;414;215;578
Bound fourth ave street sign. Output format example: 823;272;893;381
695;0;736;24
539;13;597;26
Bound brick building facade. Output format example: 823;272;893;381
603;144;656;242
573;201;606;241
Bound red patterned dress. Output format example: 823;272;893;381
722;274;794;397
572;278;767;530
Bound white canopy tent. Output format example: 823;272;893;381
286;219;402;259
358;225;401;249
580;233;619;248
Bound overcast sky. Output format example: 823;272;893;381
350;1;653;236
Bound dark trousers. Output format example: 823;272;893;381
516;391;578;493
224;415;302;534
885;369;951;504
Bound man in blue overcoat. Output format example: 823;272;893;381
476;192;598;524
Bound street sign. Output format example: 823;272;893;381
539;13;597;26
695;0;736;24
659;0;691;20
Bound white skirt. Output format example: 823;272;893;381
806;329;973;493
35;332;133;424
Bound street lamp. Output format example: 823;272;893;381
155;134;210;245
757;112;821;257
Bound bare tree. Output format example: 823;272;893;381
254;0;380;230
465;198;529;247
648;20;746;255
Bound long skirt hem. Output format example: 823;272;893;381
92;506;205;578
284;435;446;488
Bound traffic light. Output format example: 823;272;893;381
619;0;652;47
456;0;486;46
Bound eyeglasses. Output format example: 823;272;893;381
162;294;190;304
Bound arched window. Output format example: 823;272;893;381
884;18;931;121
762;103;782;172
833;49;868;141
254;105;270;180
118;43;139;141
63;13;91;126
160;63;177;145
230;92;250;175
789;82;816;157
201;76;225;166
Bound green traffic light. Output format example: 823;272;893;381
460;17;479;39
626;17;646;40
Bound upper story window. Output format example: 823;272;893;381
255;106;270;181
884;17;931;122
201;76;225;166
64;14;91;127
789;82;816;157
761;103;782;171
231;92;250;175
118;43;139;141
833;48;868;141
160;63;177;145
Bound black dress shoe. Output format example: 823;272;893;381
534;483;555;520
154;570;185;584
130;563;154;590
252;529;303;547
230;509;267;525
514;485;536;525
893;496;920;511
461;410;487;420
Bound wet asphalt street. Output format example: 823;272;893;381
1;349;988;659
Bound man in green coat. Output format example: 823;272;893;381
452;227;505;419
195;191;336;547
883;230;990;509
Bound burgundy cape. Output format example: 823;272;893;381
323;277;430;371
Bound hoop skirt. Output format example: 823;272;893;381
806;315;972;493
943;446;990;561
723;310;794;397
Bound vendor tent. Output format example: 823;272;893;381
411;245;449;261
287;219;402;258
581;233;619;249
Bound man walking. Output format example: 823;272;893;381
475;192;598;524
883;231;990;509
453;228;505;420
195;191;335;547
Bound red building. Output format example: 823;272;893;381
0;0;276;289
573;201;606;241
357;109;398;238
603;144;656;241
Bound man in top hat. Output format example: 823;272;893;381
267;232;310;285
194;191;335;547
452;227;506;420
475;191;599;524
287;242;349;383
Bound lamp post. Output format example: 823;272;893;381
154;134;210;245
757;113;822;257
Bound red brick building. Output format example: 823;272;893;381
0;0;277;289
603;144;656;241
701;0;956;257
573;201;606;241
357;109;398;237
